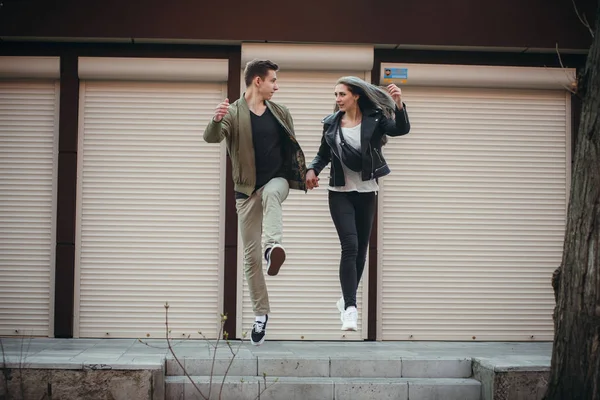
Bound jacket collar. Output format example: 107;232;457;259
239;92;274;113
238;93;249;112
362;107;382;117
322;110;342;126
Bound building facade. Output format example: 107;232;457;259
0;0;595;341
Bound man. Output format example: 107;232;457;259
204;59;307;345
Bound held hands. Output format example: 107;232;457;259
386;84;403;109
306;169;319;190
213;98;230;122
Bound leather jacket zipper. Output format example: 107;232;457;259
374;148;383;164
369;143;374;179
332;156;337;186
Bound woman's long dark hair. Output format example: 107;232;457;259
333;76;396;118
333;76;397;145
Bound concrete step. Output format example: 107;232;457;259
165;375;481;400
165;356;472;378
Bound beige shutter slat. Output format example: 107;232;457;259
77;81;225;338
239;71;368;340
380;87;568;341
0;81;58;336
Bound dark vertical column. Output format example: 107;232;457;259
222;49;241;338
367;56;382;341
54;53;79;338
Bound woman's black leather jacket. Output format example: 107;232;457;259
307;104;410;187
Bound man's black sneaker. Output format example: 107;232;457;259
250;315;268;346
266;244;286;276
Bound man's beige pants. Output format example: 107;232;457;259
236;177;289;316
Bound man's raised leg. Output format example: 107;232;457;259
261;177;289;276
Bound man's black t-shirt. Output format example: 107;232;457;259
235;108;286;199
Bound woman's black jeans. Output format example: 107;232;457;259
328;190;377;309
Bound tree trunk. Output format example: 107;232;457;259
545;2;600;399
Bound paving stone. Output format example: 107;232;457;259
257;377;334;400
408;378;481;400
334;378;408;400
166;356;257;376
258;357;330;377
165;376;259;400
402;358;472;378
330;357;402;377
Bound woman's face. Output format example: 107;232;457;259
334;84;359;112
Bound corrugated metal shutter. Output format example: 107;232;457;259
380;87;569;340
0;81;59;337
239;71;369;340
76;81;226;338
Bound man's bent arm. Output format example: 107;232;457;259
203;114;231;143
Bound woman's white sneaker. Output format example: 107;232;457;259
341;307;358;331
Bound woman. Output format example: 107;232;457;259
305;76;411;331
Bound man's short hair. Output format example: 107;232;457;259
243;59;279;87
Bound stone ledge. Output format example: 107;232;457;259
0;368;164;400
473;357;550;400
166;355;474;378
165;376;481;400
3;360;163;371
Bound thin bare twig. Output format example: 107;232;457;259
0;338;9;398
256;373;278;400
161;305;277;400
164;303;208;400
555;43;567;70
197;330;217;350
219;329;247;400
207;316;225;399
554;43;578;94
137;336;190;350
18;334;32;397
572;0;595;37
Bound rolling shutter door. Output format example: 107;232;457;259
0;79;59;337
76;70;227;338
379;87;569;340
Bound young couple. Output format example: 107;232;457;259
204;59;411;346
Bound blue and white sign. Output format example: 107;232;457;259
383;67;408;80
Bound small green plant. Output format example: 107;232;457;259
0;334;51;400
138;302;277;400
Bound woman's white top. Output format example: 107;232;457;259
329;123;379;193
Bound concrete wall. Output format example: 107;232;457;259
473;360;550;400
0;368;164;400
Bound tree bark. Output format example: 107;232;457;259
545;2;600;399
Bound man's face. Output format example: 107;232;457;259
257;70;279;100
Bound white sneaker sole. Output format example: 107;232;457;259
336;297;344;322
